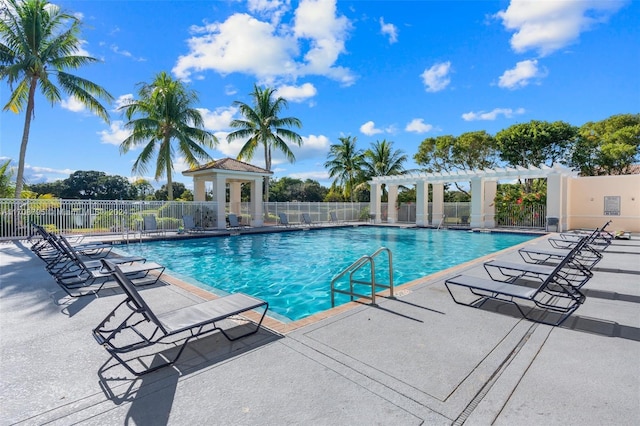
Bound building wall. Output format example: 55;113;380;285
567;174;640;232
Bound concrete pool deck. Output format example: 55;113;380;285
1;230;638;425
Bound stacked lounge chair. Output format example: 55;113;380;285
445;237;591;326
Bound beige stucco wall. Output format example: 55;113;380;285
567;174;640;232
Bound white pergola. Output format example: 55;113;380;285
369;164;577;231
182;158;272;229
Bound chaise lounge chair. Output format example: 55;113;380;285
93;259;269;376
182;215;204;233
278;212;293;227
301;213;318;227
444;238;589;326
329;211;342;225
141;215;165;237
52;236;165;297
228;213;247;230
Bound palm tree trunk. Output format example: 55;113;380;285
263;143;270;202
166;167;173;200
15;77;38;198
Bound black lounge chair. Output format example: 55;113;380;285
228;213;247;230
43;235;146;280
278;212;293;227
301;213;317;227
141;215;165;237
182;214;205;233
93;260;269;376
52;236;164;297
444;238;589;326
519;228;605;269
30;223;112;258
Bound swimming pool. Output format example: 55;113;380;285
115;227;536;322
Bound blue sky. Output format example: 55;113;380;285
2;0;639;191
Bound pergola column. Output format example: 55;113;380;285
250;178;264;227
387;185;398;223
415;181;429;227
432;183;444;226
211;175;227;230
229;182;242;215
370;183;382;223
484;180;497;228
547;173;566;231
470;177;484;228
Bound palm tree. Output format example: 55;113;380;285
360;139;408;201
0;0;113;198
324;136;365;202
119;72;217;200
227;84;303;201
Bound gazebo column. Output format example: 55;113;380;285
470;177;485;228
229;182;242;216
432;183;444;226
484;180;497;228
193;177;206;202
250;178;264;227
211;175;227;230
415;181;429;227
387;185;398;223
369;183;382;223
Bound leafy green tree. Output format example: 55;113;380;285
0;0;113;198
228;84;303;201
28;180;65;197
59;170;133;199
0;160;15;197
570;114;640;176
324;136;365;202
414;131;498;196
131;178;154;200
495;120;577;168
154;182;187;201
119;71;217;200
269;177;328;202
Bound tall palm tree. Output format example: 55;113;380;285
360;139;408;201
324;136;365;202
0;0;113;198
227;84;303;201
119;72;217;200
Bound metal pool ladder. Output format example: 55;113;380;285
330;247;394;307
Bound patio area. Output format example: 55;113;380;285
1;230;638;425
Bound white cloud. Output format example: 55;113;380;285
275;83;318;102
498;59;547;89
421;61;451;92
289;169;330;181
110;44;146;62
198;106;237;131
360;121;383;136
462;107;526;121
113;94;134;111
496;0;625;56
173;0;355;86
405;118;433;133
380;17;398;44
60;96;86;113
98;121;131;146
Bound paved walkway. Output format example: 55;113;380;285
1;231;638;425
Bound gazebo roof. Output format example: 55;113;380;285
182;158;272;177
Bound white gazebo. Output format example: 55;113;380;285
182;158;272;229
369;164;578;231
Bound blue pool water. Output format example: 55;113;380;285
115;227;536;322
